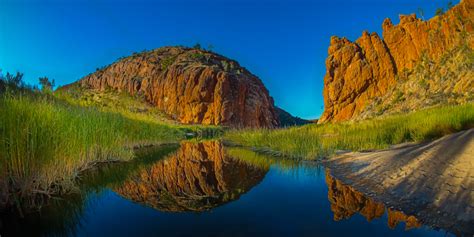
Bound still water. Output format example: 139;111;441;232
1;141;454;236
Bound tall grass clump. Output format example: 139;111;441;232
225;103;474;160
0;93;186;209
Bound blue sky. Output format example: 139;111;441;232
0;0;456;119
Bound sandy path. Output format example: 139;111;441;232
324;128;474;236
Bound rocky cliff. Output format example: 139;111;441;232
114;141;267;212
319;0;474;123
67;47;278;128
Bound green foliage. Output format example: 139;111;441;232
447;1;454;10
0;93;188;207
418;79;428;89
0;71;26;93
392;90;405;104
225;104;474;160
39;77;55;93
190;52;205;60
160;56;177;71
193;43;202;50
435;8;444;16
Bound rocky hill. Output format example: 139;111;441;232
319;0;473;123
62;47;279;128
275;107;312;127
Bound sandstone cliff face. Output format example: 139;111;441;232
114;141;267;212
74;47;278;128
319;0;474;123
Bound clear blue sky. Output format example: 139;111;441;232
0;0;456;119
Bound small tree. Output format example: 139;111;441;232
5;72;24;89
447;1;454;9
0;69;4;92
193;43;202;50
39;77;55;93
435;8;444;16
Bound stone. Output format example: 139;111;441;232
319;0;474;123
65;47;279;128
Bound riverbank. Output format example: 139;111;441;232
0;91;221;212
324;129;474;236
225;103;474;160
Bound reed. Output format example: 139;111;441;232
225;104;474;160
0;92;198;208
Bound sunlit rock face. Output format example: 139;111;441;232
325;170;421;230
71;46;278;128
319;0;473;123
114;141;267;212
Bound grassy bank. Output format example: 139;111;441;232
225;104;474;159
0;92;219;209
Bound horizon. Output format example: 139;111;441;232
0;0;456;119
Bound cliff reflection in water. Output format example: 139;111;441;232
325;169;421;230
114;141;268;212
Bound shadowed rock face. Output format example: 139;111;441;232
114;141;267;212
319;0;473;123
73;47;278;128
325;170;421;230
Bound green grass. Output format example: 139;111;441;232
225;103;474;160
55;85;178;124
0;92;219;209
54;85;222;137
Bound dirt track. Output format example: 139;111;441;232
324;129;474;236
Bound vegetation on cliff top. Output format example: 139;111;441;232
359;45;474;120
225;103;474;159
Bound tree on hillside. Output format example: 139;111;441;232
435;8;444;16
0;71;25;93
447;1;454;10
193;43;202;50
39;77;55;93
5;72;24;88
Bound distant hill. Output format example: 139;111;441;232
319;0;473;123
275;107;312;127
60;46;279;128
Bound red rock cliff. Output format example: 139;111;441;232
74;47;279;128
319;0;473;123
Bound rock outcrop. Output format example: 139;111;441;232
68;47;278;128
114;141;267;212
319;0;474;123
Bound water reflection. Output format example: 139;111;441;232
0;142;449;237
114;141;268;212
0;144;180;236
325;169;422;230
